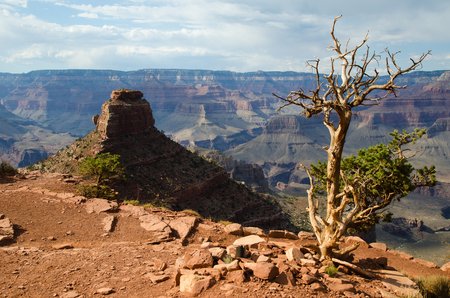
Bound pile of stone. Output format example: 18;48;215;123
175;223;359;297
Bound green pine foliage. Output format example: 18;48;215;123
310;129;436;230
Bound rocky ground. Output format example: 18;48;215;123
1;172;449;298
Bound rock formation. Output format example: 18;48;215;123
39;89;293;230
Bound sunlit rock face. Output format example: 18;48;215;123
96;89;155;139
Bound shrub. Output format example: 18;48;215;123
416;275;450;298
0;161;17;178
222;254;234;264
325;265;339;277
123;199;140;206
182;209;201;217
77;184;117;200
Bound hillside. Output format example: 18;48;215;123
36;89;292;230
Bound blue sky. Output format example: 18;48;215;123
1;0;449;73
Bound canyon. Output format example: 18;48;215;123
0;69;449;262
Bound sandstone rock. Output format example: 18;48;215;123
311;282;326;292
256;255;270;263
152;258;167;271
168;216;197;244
145;272;170;284
369;242;388;251
412;258;438;268
285;247;303;263
0;216;14;244
301;273;318;285
300;258;317;267
95;287;115;295
84;199;118;214
102;215;116;233
214;260;240;272
139;214;171;234
119;204;148;217
274;271;296;286
268;230;299;240
441;261;450;272
184;249;214;269
327;283;355;293
226;270;246;285
208;247;226;259
52;243;74;250
179;274;214;297
242;226;265;236
243;262;279;280
224;223;243;236
298;231;316;240
61;291;82;298
233;235;265;247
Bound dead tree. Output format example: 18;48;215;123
275;16;430;260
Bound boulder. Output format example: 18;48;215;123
441;261;450;273
243;262;279;280
285;247;303;263
102;215;117;233
168;216;198;244
139;214;171;234
84;199;118;214
243;226;265;236
224;223;243;236
208;247;226;259
184;249;214;269
179;274;214;297
268;230;299;240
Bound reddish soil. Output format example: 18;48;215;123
1;174;448;298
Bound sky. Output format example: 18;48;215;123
0;0;449;73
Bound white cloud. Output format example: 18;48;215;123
0;0;449;73
77;12;98;19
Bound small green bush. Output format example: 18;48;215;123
123;199;140;206
222;254;234;264
0;161;17;178
325;265;339;277
416;275;450;298
77;184;117;200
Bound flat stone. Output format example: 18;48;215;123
256;255;270;263
302;274;318;285
139;214;172;234
285;247;303;263
179;274;214;296
61;291;82;298
145;273;170;284
233;235;265;247
102;215;117;233
52;243;74;250
243;226;265;236
119;204;148;217
84;199;118;214
369;242;388;251
95;287;115;295
243;262;279;280
224;223;243;236
328;283;355;293
168;216;197;244
344;236;367;246
268;230;298;240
